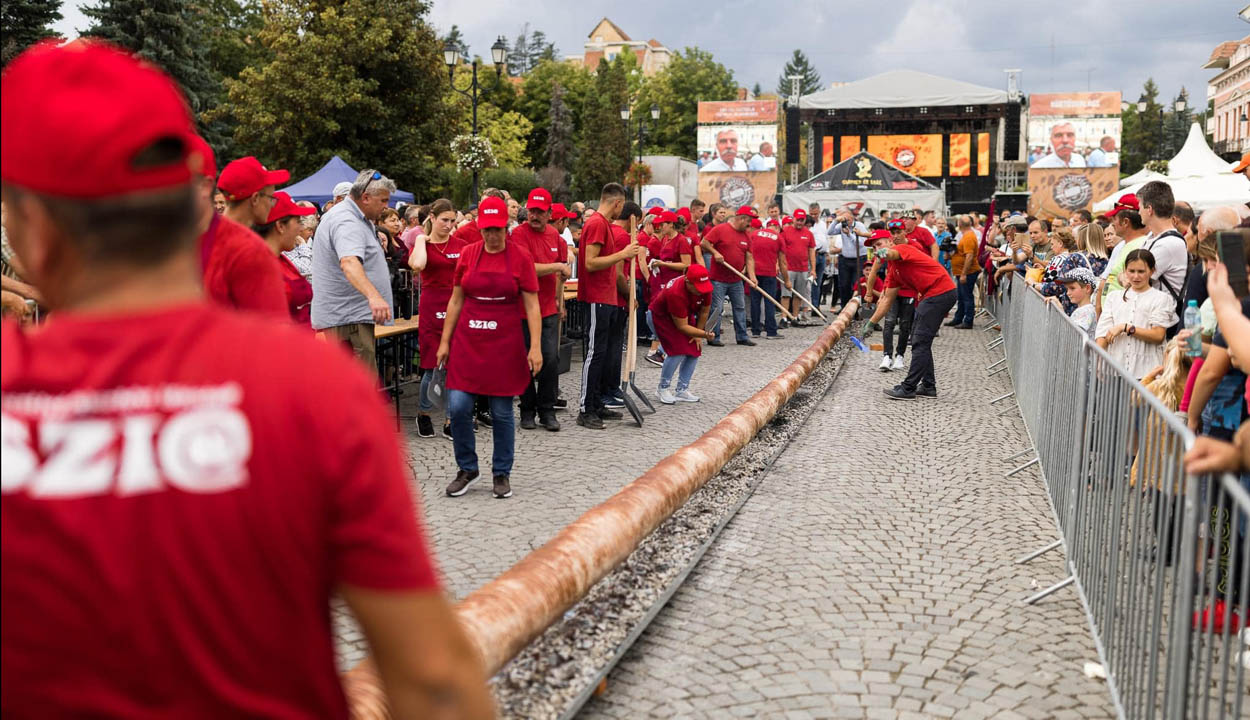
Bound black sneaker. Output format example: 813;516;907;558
765;333;785;340
883;385;916;401
916;386;938;399
598;407;623;420
475;410;493;427
493;475;512;499
554;396;568;409
520;412;537;430
446;470;479;497
539;412;561;431
576;411;605;430
602;394;625;409
442;422;453;440
943;319;961;327
707;339;725;347
416;415;435;438
645;350;665;367
958;323;974;329
737;338;758;346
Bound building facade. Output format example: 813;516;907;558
566;18;671;76
1204;35;1250;160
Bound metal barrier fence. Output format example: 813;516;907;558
987;278;1248;720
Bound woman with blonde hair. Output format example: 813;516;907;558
1076;222;1109;277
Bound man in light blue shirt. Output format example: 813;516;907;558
832;208;869;309
311;169;396;368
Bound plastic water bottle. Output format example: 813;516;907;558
1184;300;1202;357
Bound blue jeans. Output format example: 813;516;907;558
812;253;827;308
659;354;699;391
419;370;435;413
750;275;781;336
448;390;515;476
707;280;748;342
953;271;979;325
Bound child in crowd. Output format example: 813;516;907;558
1054;267;1097;339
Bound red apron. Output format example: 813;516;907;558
650;283;706;358
650;234;686;300
446;243;530;397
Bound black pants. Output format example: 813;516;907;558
902;290;957;392
882;297;915;358
520;314;560;416
635;278;651;340
579;303;625;414
837;255;862;306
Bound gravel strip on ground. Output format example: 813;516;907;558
489;338;854;720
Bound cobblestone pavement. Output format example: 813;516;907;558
581;318;1116;720
335;318;839;668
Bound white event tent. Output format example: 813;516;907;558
1095;124;1247;212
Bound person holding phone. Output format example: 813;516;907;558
1095;249;1178;380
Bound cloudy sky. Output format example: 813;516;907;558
54;1;1242;106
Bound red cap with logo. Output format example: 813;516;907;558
188;135;217;180
685;263;714;294
869;229;891;242
1105;193;1140;218
478;195;508;228
217;156;290;202
782;216;794;226
736;205;758;218
265;191;316;224
793;209;807;221
676;207;693;223
1;39;200;198
526;187;552;211
766;219;780;228
549;203;570;220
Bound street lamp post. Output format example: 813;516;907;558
621;104;660;200
444;35;508;201
1137;95;1188;160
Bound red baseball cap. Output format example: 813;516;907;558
646;206;665;216
217;156;290;201
526;187;552;211
549;202;570;220
766;219;780;228
1;39;199;198
189;135;217;180
685;263;714;294
886;219;906;231
793;209;807;221
1105;193;1140;218
656;210;678;225
736;205;758;218
782;216;794;226
265;191;316;224
869;229;891;242
750;218;762;229
478;195;508;228
676;207;693;223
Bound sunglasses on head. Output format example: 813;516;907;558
360;170;382;196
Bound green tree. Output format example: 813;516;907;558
518;59;593;167
539;81;575;200
633;47;737;158
1120;78;1162;174
509;24;529;77
1163;87;1191;157
752;81;762;97
83;0;222;144
776;49;820;98
217;0;457;196
201;0;268;83
527;30;555;68
1;0;61;66
573;53;630;198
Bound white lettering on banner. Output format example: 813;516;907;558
1;387;252;498
467;319;499;330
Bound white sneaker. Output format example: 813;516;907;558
675;389;700;403
658;387;677;405
892;354;906;371
879;354;892;372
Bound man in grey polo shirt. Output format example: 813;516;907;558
311;168;396;369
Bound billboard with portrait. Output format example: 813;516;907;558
697;125;779;173
1027;92;1122;169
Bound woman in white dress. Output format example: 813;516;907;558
1095;248;1179;379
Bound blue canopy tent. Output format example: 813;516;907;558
281;155;415;207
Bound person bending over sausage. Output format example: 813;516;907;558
651;264;715;404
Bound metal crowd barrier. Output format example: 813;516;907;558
987;278;1248;720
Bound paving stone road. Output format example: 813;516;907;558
335;318;840;668
581;318;1116;720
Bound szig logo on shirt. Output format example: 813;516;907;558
435;311;447;320
468;319;498;330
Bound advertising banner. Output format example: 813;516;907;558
865;134;943;177
697;171;777;209
1026;168;1119;218
697;125;778;172
697;100;778;124
1029;92;1122;117
977;133;990;177
839;136;862;163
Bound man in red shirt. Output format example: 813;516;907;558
864;224;958;400
606;202;645;408
904;210;940;261
701;205;757;346
781;208;817;325
748;220;789;339
511;187;572;431
198;151;288;317
0;40;491;719
575;182;641;429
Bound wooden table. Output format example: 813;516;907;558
374;317;420;429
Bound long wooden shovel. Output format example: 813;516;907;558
619;218;645;427
717;260;796;321
625;247;655;414
789;279;829;322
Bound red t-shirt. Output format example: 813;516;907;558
451;218;482;246
781;226;815;272
201;215;287;318
0;305;438;719
750;228;784;278
509;223;563;317
278;254;312;327
577;212;619;306
453;241;539;295
704;223;751;283
885;242;957;298
906;227;936;256
419;236;467;291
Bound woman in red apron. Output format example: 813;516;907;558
650;264;715;405
644;211;695;366
255;191;315;326
408;198;463;439
436;195;542;500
